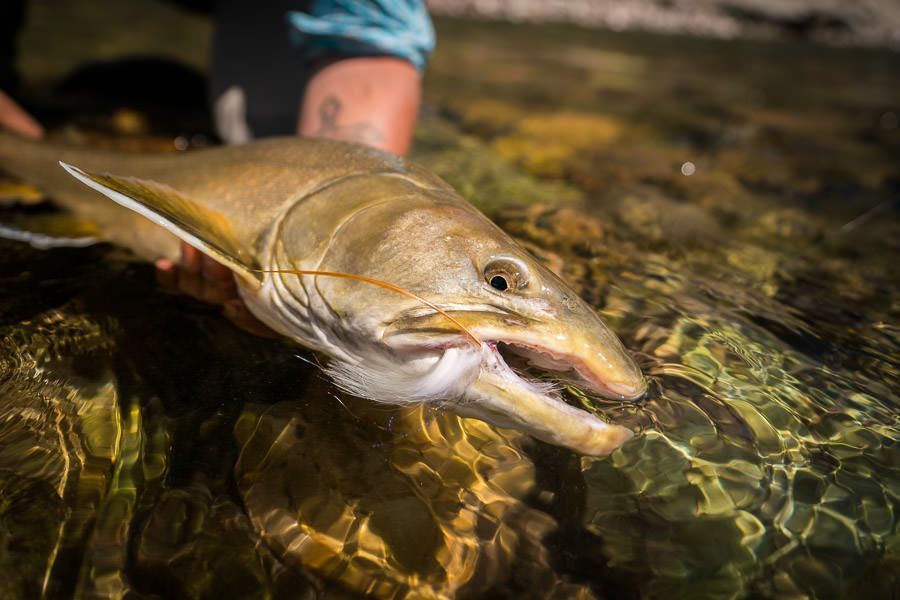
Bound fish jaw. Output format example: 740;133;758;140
455;343;634;456
474;314;646;402
385;308;647;399
384;310;646;456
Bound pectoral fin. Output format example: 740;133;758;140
60;162;262;285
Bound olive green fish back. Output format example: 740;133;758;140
0;133;450;264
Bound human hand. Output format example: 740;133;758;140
0;89;44;140
155;243;277;337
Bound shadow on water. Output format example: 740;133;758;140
1;7;899;600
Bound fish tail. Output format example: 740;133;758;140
0;131;97;206
0;133;175;256
0;131;57;183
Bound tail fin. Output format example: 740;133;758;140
0;132;182;259
0;132;80;198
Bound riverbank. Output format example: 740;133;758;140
427;0;900;49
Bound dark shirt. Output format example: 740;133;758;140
0;0;26;93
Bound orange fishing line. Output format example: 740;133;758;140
258;268;483;347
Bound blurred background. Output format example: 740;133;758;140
430;0;900;47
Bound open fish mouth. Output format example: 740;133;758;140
463;339;640;456
383;312;646;456
493;340;647;402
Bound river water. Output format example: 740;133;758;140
1;10;898;600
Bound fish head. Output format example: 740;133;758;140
287;177;647;456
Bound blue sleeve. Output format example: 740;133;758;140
288;0;434;71
287;0;435;72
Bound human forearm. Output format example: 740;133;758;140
297;56;421;156
0;90;43;139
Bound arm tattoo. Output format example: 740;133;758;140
315;95;385;146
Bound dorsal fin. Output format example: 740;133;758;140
60;161;262;285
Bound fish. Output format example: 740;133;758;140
0;132;646;456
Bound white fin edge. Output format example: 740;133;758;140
0;222;99;249
59;161;259;286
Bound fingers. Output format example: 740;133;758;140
180;244;202;274
155;258;178;289
157;253;236;304
0;90;45;140
180;244;233;280
201;257;232;282
223;299;279;338
156;244;277;337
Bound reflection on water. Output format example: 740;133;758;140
495;199;899;598
2;10;899;600
235;393;581;598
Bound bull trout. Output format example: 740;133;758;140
0;132;646;456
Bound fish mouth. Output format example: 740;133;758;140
384;310;647;456
493;340;646;401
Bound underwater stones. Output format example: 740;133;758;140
494;203;609;255
612;190;722;246
0;475;67;598
666;169;752;221
492;112;623;179
575;272;897;598
0;306;147;597
493;203;628;303
134;487;310;599
747;208;826;242
411;115;582;214
580;440;767;598
459;98;527;137
233;389;582;598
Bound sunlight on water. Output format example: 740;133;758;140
495;196;899;597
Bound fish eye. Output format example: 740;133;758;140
484;256;529;292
